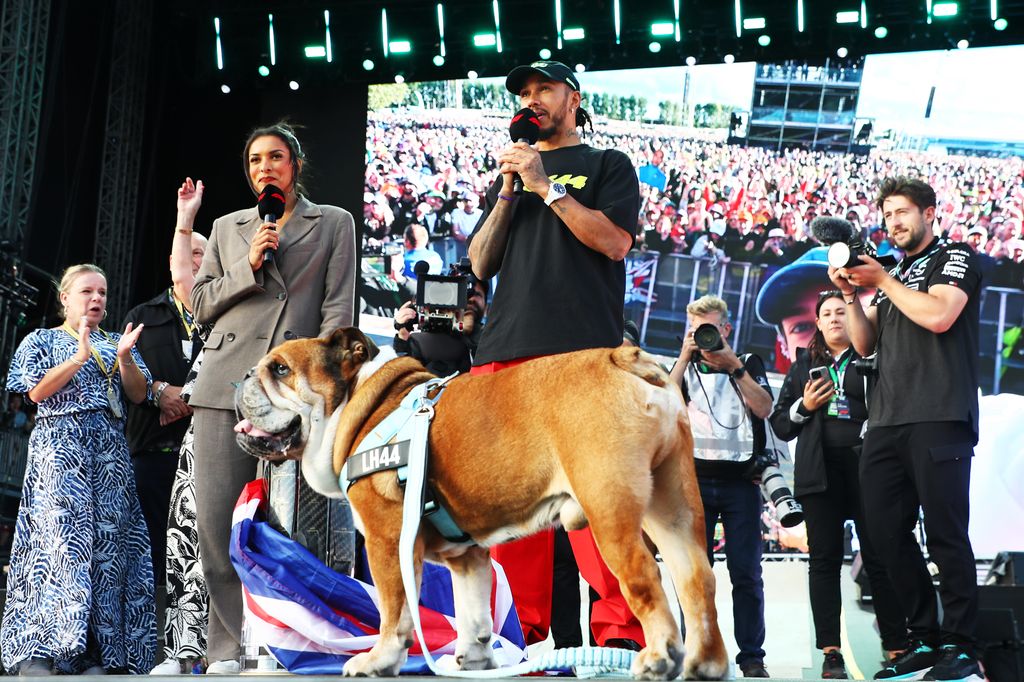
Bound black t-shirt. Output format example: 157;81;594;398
472;144;640;365
869;238;982;440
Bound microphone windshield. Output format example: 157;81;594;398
810;216;856;245
509;108;541;144
257;183;286;218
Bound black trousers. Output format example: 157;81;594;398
799;446;908;651
132;448;180;590
860;421;978;646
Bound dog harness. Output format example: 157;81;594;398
344;374;472;545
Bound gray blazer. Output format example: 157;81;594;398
189;195;356;410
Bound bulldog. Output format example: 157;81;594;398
234;327;728;680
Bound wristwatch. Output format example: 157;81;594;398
544;182;567;206
729;365;747;380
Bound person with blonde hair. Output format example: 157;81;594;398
2;263;156;675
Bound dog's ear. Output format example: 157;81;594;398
327;327;380;363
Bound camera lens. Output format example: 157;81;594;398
693;323;724;352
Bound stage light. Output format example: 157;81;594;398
563;27;585;40
837;46;849;57
994;17;1008;30
394;75;404;84
289;80;299;90
758;35;771;46
213;17;223;70
797;0;805;32
874;26;888;38
648;41;662;53
673;0;681;41
324;11;333;63
992;0;999;20
539;48;552;59
933;2;959;18
437;4;446;57
467;70;479;79
613;0;621;44
433;54;445;66
957;39;969;49
304;45;327;58
268;14;276;66
362;59;375;70
860;0;868;28
734;0;741;37
724;54;735;64
220;84;231;94
575;63;586;73
390;40;411;54
555;0;563;49
836;10;860;24
650;22;674;37
381;9;389;57
258;65;270;77
493;0;503;53
686;56;696;66
473;33;496;48
743;17;766;30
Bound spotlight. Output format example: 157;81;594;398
758;35;771;46
394;74;405;84
956;39;969;49
874;26;888;38
837;46;849;58
257;65;270;77
539;48;552;59
994;18;1008;30
724;53;735;64
220;84;231;94
362;59;375;70
686;56;696;66
288;80;299;90
467;70;479;79
433;54;445;66
648;41;662;53
574;63;586;73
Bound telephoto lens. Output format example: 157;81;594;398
760;466;805;528
692;323;724;352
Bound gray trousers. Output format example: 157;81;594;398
192;406;258;662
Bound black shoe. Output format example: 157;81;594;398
822;651;848;679
922;645;983;681
739;660;769;678
604;638;643;651
874;642;939;679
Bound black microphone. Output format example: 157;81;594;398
508;108;541;195
810;216;873;269
257;183;287;264
809;216;856;246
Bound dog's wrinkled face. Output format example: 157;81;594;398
234;327;379;461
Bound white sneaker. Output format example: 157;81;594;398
18;659;53;676
149;659;184;675
205;659;241;675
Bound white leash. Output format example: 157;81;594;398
397;400;637;677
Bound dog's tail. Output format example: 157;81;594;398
610;346;670;387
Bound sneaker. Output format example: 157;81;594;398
18;659;53;676
205;659;240;675
922;645;984;681
874;642;939;679
822;651;848;679
150;659;185;675
739;660;770;678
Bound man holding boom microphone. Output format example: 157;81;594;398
829;177;983;682
468;60;644;651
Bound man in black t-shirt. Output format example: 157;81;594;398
829;177;983;682
467;60;643;651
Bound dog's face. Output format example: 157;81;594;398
234;327;378;461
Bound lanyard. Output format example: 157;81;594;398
62;322;118;379
827;351;852;397
170;288;196;338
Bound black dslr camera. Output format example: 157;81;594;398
409;258;476;334
748;449;804;528
854;353;878;377
810;216;896;269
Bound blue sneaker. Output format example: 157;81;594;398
922;645;983;681
874;642;939;679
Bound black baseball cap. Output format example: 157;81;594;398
505;60;580;94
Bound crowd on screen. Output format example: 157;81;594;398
363;111;1024;288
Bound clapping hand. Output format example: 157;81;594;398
117;322;144;364
73;316;91;365
177;177;204;220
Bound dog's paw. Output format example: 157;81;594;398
631;643;684;680
682;656;731;680
342;651;401;677
454;641;496;671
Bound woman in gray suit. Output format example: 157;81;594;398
188;123;356;673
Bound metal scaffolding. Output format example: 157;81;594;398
94;0;152;322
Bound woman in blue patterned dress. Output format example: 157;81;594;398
2;264;157;675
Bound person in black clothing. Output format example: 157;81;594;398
122;177;207;591
830;177;984;682
769;291;908;680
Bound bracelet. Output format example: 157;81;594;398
497;194;516;202
844;287;859;304
175;227;193;235
70;357;87;367
153;381;170;406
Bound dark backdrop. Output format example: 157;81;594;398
22;2;368;326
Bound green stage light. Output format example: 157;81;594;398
213;17;223;70
933;2;959;17
836;10;860;24
874;26;888;38
539;48;552;59
473;33;496;47
389;40;411;54
258;65;270;76
994;17;1008;30
957;39;969;49
743;17;766;30
650;22;674;37
362;59;375;70
268;14;276;66
648;41;662;53
563;27;585;40
304;45;326;58
758;34;771;46
433;54;445;66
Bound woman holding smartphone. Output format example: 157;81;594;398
769;290;907;679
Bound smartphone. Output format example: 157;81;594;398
808;366;828;382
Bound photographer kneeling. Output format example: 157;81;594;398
768;290;908;680
668;295;774;679
392;259;488;376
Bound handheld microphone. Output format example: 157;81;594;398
257;183;287;264
508;108;541;195
810;216;872;269
809;216;856;246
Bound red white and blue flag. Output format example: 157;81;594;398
229;480;528;674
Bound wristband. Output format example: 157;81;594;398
70;357;87;367
844;287;859;304
176;228;193;235
498;194;515;202
153;381;170;406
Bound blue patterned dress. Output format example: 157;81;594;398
2;328;157;674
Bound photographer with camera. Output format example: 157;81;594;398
829;177;983;682
667;295;774;679
392;259;488;376
768;291;908;679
